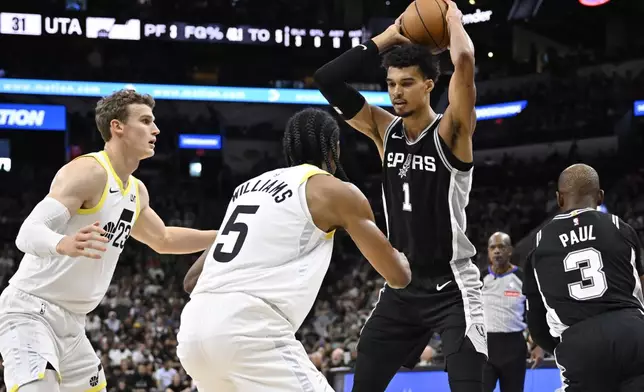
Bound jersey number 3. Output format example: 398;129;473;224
564;247;608;301
213;205;259;263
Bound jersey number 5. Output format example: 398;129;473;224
564;247;608;301
213;205;259;263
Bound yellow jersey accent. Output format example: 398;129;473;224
73;153;110;215
9;372;50;392
100;151;132;195
84;381;107;392
299;164;334;239
299;164;330;184
134;177;141;221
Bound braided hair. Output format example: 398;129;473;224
283;108;347;179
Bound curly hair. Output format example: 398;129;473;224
382;44;441;83
95;89;155;142
283;108;346;179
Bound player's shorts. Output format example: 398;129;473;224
0;285;106;392
358;258;487;368
554;308;644;392
177;292;334;392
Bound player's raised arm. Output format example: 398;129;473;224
15;157;109;259
130;181;217;254
314;23;408;157
306;174;411;288
439;0;477;163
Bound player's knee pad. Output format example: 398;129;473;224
446;337;486;383
18;369;60;392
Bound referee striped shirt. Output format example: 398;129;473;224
481;266;527;333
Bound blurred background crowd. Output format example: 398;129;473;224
1;0;643;390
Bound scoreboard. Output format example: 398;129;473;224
0;11;366;49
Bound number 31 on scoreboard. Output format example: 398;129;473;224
0;12;43;36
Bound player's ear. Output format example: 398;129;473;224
598;189;605;206
425;79;435;94
110;119;124;137
556;191;564;209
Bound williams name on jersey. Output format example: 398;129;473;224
231;175;294;204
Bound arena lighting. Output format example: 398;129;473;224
634;100;644;116
578;0;611;6
178;134;221;150
0;78;528;120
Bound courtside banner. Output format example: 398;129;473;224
0;78;527;120
0;103;66;131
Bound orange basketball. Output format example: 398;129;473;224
399;0;449;54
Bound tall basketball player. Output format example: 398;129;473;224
177;108;411;392
314;0;486;391
524;164;644;391
0;89;217;392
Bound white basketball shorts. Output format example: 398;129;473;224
177;292;334;392
0;285;106;392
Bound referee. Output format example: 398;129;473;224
481;232;544;392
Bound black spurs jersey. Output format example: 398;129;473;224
524;208;644;337
381;115;477;279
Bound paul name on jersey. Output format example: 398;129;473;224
558;224;595;248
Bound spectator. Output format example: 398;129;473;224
154;361;178;391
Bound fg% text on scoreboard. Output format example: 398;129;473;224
143;22;365;48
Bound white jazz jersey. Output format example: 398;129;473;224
10;151;140;315
191;164;335;331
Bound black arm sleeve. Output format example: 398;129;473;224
313;40;380;119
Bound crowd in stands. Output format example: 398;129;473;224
1;125;642;392
1;8;644;386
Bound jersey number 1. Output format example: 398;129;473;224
564;247;608;300
402;182;412;212
213;205;259;263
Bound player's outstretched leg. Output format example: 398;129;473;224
352;314;430;392
444;330;486;392
482;361;499;392
14;370;60;392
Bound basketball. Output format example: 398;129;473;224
399;0;449;54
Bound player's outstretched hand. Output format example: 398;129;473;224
442;0;463;24
56;221;109;259
373;16;411;51
389;250;412;289
530;345;544;369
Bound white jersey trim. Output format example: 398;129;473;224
382;116;402;157
553;208;595;220
403;114;441;146
629;247;644;309
533;268;569;337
